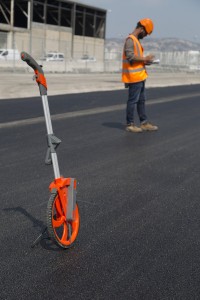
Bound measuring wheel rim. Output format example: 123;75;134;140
47;193;80;248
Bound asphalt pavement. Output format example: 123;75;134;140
1;85;200;299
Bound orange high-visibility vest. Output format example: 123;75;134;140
122;34;148;83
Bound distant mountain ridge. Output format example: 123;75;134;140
106;37;200;52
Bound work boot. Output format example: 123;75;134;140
141;122;158;131
126;123;142;133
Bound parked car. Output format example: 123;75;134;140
79;54;96;62
41;52;65;61
0;49;20;60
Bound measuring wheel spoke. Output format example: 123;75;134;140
61;222;68;242
55;199;63;217
52;217;64;228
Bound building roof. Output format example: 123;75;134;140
51;0;107;12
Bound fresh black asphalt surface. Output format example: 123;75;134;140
1;85;200;299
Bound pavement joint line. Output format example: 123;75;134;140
0;92;200;129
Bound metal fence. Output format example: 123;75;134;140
1;32;200;73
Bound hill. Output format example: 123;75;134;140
106;37;200;52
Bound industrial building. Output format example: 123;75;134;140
0;0;107;60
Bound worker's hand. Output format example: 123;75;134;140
144;54;155;65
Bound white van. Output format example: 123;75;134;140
0;49;20;60
41;52;65;62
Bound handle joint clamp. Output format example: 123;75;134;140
45;134;61;165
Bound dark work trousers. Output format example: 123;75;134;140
126;80;148;125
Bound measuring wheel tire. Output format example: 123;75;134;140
47;192;80;249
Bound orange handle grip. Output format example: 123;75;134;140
21;51;47;92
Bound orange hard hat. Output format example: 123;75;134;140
139;18;154;35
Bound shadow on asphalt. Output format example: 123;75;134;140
102;122;125;131
3;206;45;229
3;206;65;252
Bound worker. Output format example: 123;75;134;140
122;18;158;132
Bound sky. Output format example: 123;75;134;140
78;0;200;43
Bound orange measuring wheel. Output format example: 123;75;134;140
21;52;80;249
47;193;80;249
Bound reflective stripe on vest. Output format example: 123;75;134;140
122;68;146;73
122;34;148;83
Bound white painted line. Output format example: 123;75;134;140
0;92;199;129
